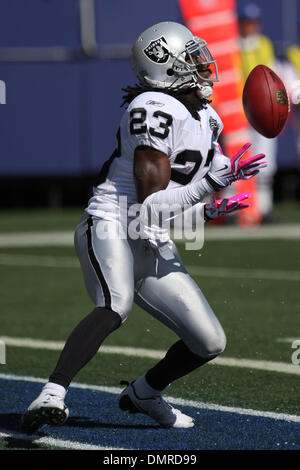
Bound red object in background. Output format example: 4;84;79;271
179;0;236;15
178;0;262;226
243;65;290;139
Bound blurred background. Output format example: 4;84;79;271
0;0;300;224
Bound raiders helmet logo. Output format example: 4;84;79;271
143;36;169;64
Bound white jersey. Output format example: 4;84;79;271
87;91;223;226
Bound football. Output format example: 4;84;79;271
242;64;290;138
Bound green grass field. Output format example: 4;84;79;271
0;205;300;450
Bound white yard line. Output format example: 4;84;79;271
186;265;300;282
213;357;300;375
0;336;164;360
0;372;300;424
0;224;300;248
277;338;300;343
1;336;299;376
0;430;126;450
1;253;300;282
0;232;73;247
202;224;300;240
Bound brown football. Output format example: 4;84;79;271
242;65;290;138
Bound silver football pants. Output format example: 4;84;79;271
74;213;226;358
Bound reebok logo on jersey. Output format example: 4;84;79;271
143;37;169;64
146;100;165;107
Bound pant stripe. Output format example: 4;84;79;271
86;216;112;310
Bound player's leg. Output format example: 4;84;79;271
119;240;226;428
136;241;226;383
21;215;134;433
249;127;278;220
47;215;134;388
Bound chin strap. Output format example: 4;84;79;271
144;74;204;93
195;82;213;99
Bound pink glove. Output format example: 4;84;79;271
205;142;267;191
204;192;251;221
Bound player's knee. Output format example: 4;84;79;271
95;291;133;323
189;327;227;358
204;329;227;357
112;292;134;322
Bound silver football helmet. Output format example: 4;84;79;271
131;21;219;91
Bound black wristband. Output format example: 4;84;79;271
204;172;224;192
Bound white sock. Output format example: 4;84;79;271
133;374;168;399
42;382;66;399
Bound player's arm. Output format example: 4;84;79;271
134;146;171;203
131;97;266;211
134;142;266;211
134;145;255;229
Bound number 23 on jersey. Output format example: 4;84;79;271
130;107;173;139
130;107;213;185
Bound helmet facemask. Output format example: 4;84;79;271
170;37;218;90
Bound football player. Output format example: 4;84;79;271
21;21;266;432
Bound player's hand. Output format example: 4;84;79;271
204;192;251;221
206;142;267;190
